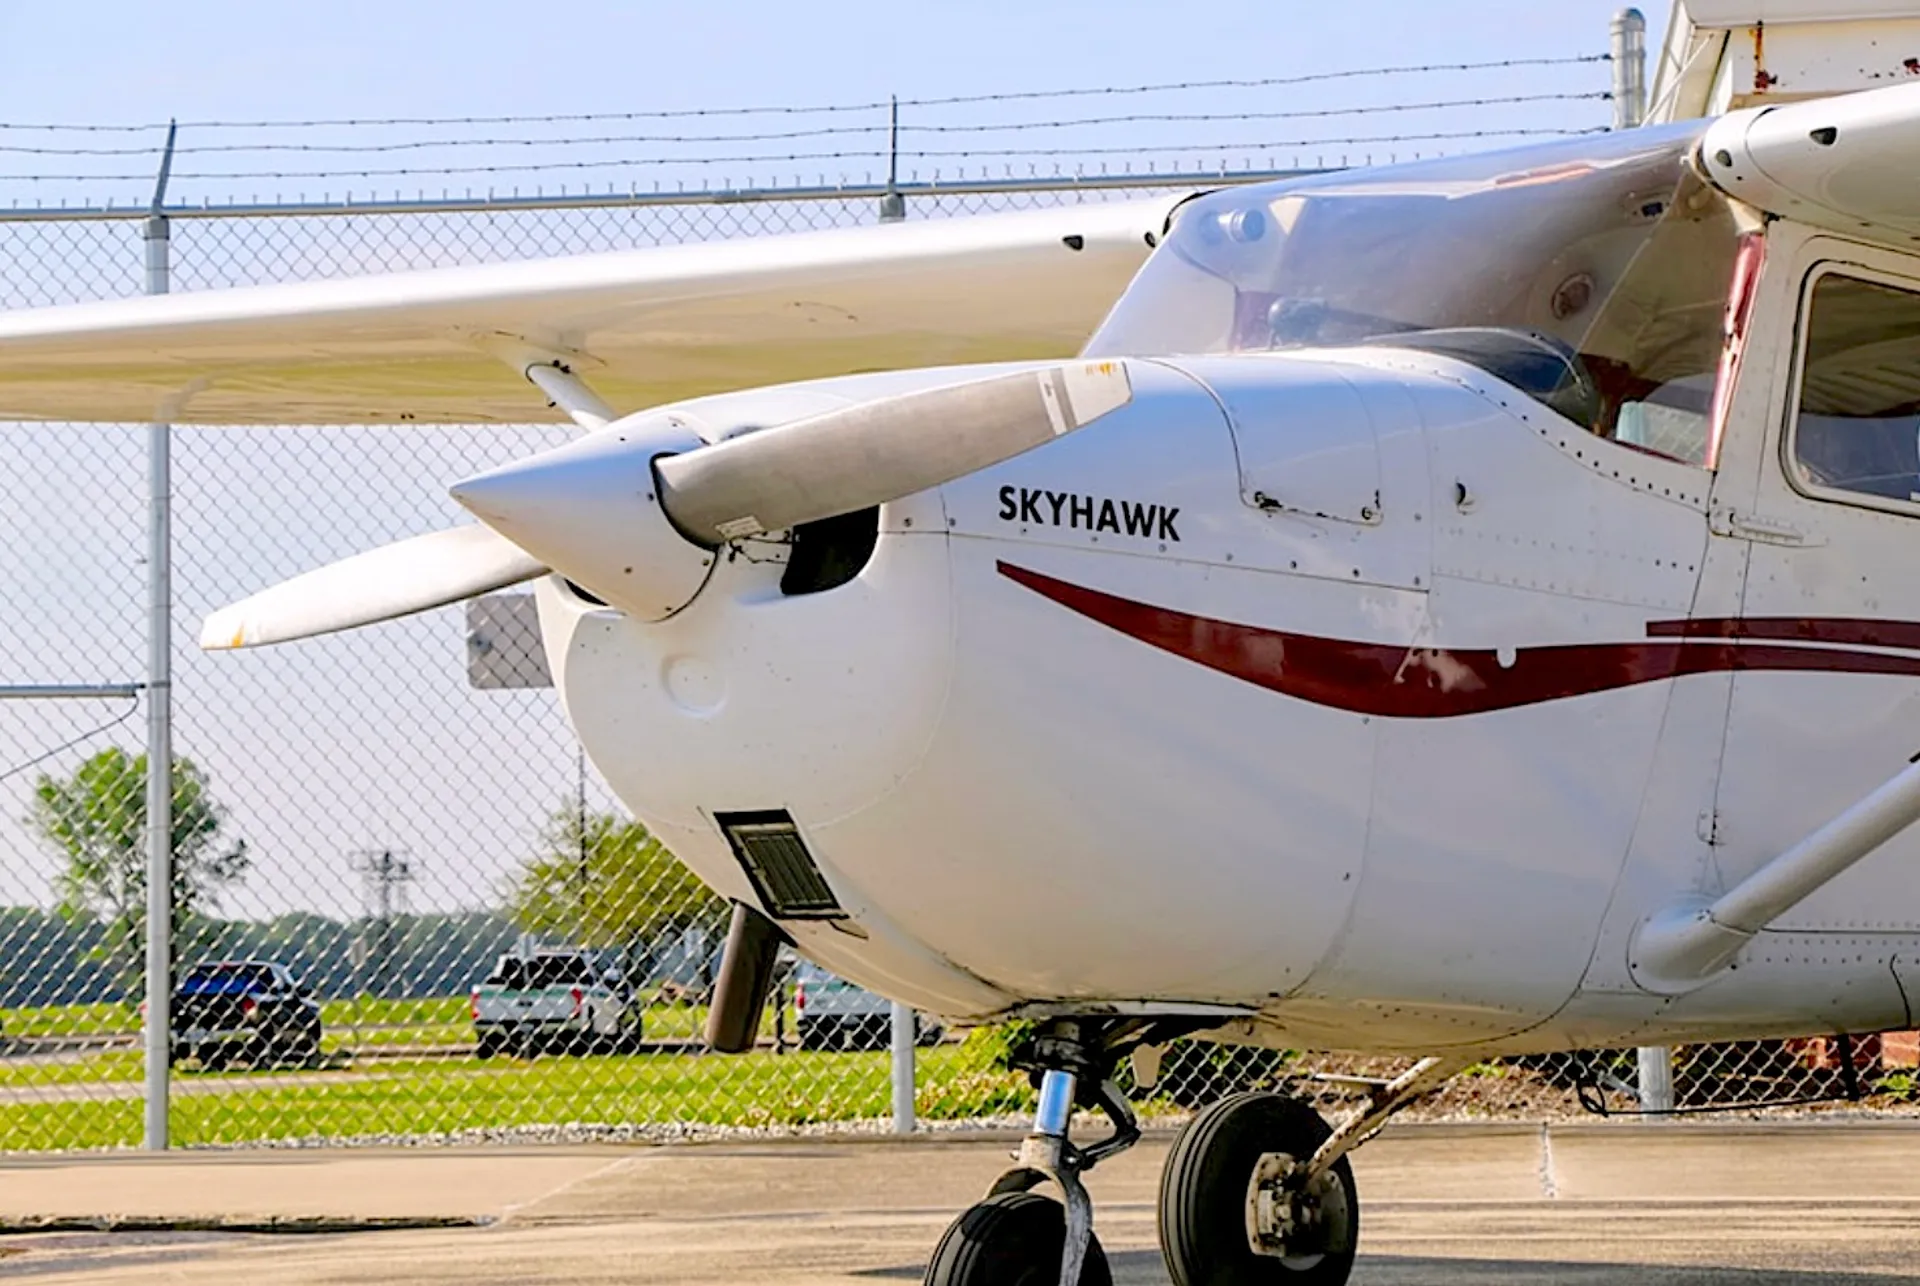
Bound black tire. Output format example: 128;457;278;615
475;1030;503;1060
924;1191;1112;1286
1160;1092;1357;1286
294;1021;324;1068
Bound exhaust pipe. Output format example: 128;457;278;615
705;902;790;1053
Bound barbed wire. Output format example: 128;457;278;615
0;127;1608;184
0;94;1611;159
0;54;1610;134
913;93;1611;132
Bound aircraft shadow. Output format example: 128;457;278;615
859;1252;1916;1284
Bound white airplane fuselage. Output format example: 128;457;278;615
535;209;1920;1060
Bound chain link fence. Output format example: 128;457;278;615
2;180;1916;1154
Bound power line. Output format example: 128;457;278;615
0;54;1610;134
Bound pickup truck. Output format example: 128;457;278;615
470;949;641;1057
170;959;323;1068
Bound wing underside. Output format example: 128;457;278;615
0;196;1183;425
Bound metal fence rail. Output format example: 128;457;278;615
1;169;1914;1155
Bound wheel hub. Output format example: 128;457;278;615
1245;1151;1351;1261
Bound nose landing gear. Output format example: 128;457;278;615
922;1022;1464;1286
924;1019;1142;1286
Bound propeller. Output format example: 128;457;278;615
199;525;544;650
199;361;1135;650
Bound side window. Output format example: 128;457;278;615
1791;272;1920;508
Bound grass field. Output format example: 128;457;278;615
0;1002;138;1040
0;1045;1036;1151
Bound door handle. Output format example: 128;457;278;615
1711;509;1813;546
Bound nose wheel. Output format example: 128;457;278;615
925;1190;1113;1286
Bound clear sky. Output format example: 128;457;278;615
0;2;1670;925
0;2;1662;207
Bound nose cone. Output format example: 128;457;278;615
451;416;715;622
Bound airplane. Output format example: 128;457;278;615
9;64;1920;1286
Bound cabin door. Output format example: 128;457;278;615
1712;234;1920;935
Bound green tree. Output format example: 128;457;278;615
508;802;724;965
27;748;251;990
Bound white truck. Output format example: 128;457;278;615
470;948;641;1057
791;958;943;1052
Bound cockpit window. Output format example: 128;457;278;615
1084;122;1741;465
1790;272;1920;509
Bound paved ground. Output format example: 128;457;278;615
3;1122;1920;1283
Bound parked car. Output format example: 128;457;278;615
170;959;322;1069
792;959;942;1052
470;948;641;1057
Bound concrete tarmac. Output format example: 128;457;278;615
3;1122;1920;1283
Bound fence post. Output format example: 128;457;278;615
877;96;905;223
1637;1045;1674;1114
141;121;177;1152
1611;8;1648;129
890;1000;916;1134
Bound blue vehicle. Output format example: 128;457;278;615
170;960;323;1069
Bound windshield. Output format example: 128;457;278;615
1085;122;1741;464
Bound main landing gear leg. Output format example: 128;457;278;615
924;1019;1142;1286
1159;1054;1467;1286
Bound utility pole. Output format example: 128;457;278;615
142;119;178;1153
351;849;414;998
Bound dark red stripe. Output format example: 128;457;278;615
1001;562;1920;719
1647;617;1920;650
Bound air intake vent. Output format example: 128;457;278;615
781;506;878;597
716;810;844;920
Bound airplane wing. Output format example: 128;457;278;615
1700;82;1920;245
0;195;1185;425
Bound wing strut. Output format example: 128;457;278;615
470;335;620;430
1630;755;1920;992
522;361;616;430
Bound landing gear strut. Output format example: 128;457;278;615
923;1020;1464;1286
924;1019;1143;1286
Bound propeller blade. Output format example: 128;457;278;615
654;361;1134;545
199;524;545;651
446;362;1132;619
